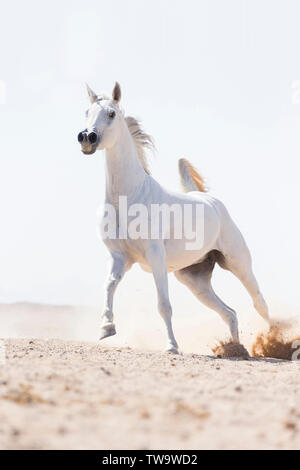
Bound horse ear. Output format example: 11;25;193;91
86;83;98;104
112;82;121;103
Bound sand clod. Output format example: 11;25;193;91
252;321;300;360
212;341;250;360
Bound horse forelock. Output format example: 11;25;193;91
96;93;111;101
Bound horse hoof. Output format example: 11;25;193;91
99;325;116;340
165;346;179;354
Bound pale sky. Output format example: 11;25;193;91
1;0;300;321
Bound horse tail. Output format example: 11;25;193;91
178;158;207;193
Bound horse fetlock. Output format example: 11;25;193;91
165;343;179;354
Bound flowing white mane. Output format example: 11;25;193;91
96;93;154;174
125;116;154;175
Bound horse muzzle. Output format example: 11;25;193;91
77;130;100;155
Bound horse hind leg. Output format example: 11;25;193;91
215;247;269;323
174;252;240;342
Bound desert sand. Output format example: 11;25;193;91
0;303;300;450
0;337;299;450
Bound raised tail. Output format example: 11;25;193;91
178;158;207;193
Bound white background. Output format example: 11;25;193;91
0;0;299;323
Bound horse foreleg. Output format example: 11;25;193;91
146;243;178;353
100;252;131;340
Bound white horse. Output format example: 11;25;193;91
78;82;269;353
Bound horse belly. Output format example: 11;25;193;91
164;204;220;272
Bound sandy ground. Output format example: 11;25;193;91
0;337;300;450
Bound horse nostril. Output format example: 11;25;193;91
88;132;98;144
78;132;85;143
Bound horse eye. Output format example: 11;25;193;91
108;110;116;119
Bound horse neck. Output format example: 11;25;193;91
104;120;146;205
